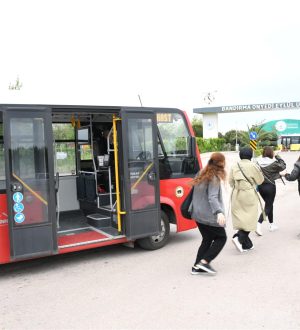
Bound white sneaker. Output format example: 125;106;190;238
232;236;244;253
243;246;254;252
269;223;278;232
255;223;263;236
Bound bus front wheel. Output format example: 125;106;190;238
137;210;170;250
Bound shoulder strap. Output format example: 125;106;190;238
237;162;266;222
255;161;276;185
237;162;253;185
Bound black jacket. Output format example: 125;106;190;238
285;161;300;195
256;155;286;184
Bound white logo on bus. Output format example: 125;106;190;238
176;186;184;198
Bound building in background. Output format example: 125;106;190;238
262;119;300;151
194;102;300;141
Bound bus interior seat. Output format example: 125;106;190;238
80;160;94;172
84;175;97;201
158;158;172;179
181;157;198;174
168;158;182;174
76;175;86;200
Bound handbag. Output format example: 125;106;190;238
181;187;194;219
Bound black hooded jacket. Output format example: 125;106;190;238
285;161;300;195
256;155;286;184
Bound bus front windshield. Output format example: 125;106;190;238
157;112;198;179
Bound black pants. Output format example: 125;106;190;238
234;230;253;249
258;183;276;224
195;223;227;264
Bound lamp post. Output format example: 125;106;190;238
235;123;239;151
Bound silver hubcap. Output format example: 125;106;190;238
150;219;166;243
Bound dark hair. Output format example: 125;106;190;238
262;146;274;159
239;147;253;160
191;152;226;185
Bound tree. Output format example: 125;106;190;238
246;122;278;149
53;124;75;140
224;129;248;148
223;119;279;151
191;117;203;137
9;76;23;90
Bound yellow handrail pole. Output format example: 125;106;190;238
113;115;126;233
131;162;153;190
12;173;48;206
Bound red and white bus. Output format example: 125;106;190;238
0;104;201;264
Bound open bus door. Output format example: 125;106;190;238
3;107;57;261
281;136;291;151
120;109;161;239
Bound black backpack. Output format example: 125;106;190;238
180;187;194;219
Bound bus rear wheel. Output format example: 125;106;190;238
136;210;170;250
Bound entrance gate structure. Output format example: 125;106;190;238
193;101;300;139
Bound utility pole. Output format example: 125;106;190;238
235;122;239;151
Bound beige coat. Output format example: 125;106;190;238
229;159;264;231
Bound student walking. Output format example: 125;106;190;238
255;147;286;235
229;147;264;252
284;155;300;237
285;155;300;193
189;152;227;275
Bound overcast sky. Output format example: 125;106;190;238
1;0;300;132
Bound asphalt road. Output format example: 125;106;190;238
1;151;300;330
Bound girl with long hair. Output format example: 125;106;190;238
255;146;286;235
190;152;227;275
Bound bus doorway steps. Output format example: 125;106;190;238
86;213;121;237
58;210;88;231
58;226;110;248
58;224;125;248
97;226;121;237
86;213;111;228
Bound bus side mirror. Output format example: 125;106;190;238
188;136;197;158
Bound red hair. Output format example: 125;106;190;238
191;152;226;185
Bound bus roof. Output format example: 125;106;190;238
0;104;182;113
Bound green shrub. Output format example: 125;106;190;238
196;137;226;153
254;148;262;157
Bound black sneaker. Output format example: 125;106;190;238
232;236;244;253
197;262;217;275
191;265;205;275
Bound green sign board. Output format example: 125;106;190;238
261;119;300;135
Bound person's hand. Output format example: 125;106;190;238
217;213;226;226
279;170;287;176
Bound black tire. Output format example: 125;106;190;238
136;210;170;250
